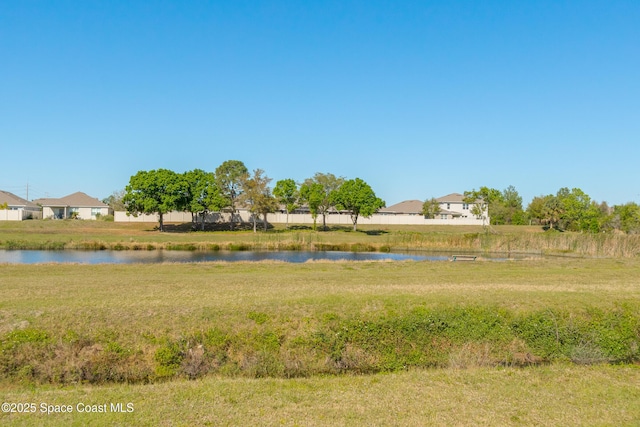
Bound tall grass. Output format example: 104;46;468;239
388;230;640;258
1;231;639;257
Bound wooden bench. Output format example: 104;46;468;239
451;255;477;262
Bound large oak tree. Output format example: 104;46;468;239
123;169;188;231
333;177;385;231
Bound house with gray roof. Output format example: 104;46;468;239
0;190;43;220
378;199;424;216
34;192;111;220
379;193;489;225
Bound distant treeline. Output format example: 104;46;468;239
103;160;640;234
460;186;639;234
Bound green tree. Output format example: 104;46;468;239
556;187;587;231
215;160;249;230
501;185;526;225
332;177;385;231
273;179;299;228
299;182;324;230
302;173;344;231
241;169;277;232
466;186;525;225
123;169;188;232
542;195;563;231
610;203;640;234
526;195;547;225
421;197;441;219
184;169;225;230
102;189;126;211
463;187;497;226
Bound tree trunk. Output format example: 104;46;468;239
159;213;164;232
263;213;268;231
352;214;358;231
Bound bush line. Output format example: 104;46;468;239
2;306;638;385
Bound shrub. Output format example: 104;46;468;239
154;342;184;377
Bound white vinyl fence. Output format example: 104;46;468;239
115;211;486;226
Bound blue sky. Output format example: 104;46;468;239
1;1;638;206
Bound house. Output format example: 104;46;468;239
435;193;486;221
0;190;43;220
378;193;489;225
378;200;424;216
34;192;111;220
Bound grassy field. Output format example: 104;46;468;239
1;221;639;425
2;365;639;426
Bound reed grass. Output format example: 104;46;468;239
1;221;639;257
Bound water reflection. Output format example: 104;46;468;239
0;250;446;264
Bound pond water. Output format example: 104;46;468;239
0;249;448;264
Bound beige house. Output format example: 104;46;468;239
0;190;42;221
35;192;111;220
379;193;489;225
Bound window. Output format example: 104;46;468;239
446;203;450;210
440;214;447;220
463;203;469;210
91;208;101;216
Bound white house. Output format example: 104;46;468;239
0;190;43;221
435;193;487;221
35;192;111;220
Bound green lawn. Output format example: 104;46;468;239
2;365;639;426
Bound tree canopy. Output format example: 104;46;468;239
302;173;344;231
299;181;324;230
273;178;299;228
123;169;188;231
241;169;277;232
215;160;248;230
117;161;637;235
333;177;385;231
184;169;225;230
421;198;441;219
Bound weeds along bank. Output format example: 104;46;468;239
1;222;640;257
3;305;636;385
389;230;640;258
1;260;639;385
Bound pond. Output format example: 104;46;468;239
0;249;449;264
